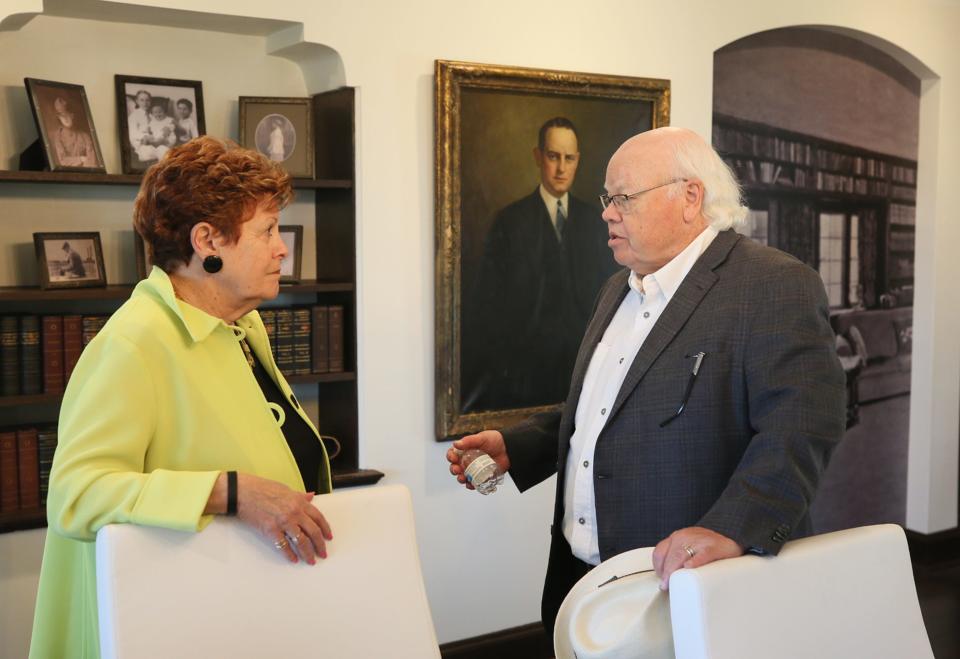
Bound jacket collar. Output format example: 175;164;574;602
135;267;225;343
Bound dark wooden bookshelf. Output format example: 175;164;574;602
0;170;351;189
0;280;352;302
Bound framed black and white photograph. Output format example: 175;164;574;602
133;232;153;280
434;60;670;439
278;225;303;283
34;232;106;289
115;75;205;174
239;97;314;178
23;78;106;173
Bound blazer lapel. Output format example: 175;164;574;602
605;230;741;424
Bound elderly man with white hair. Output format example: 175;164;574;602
448;126;846;637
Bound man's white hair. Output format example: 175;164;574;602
668;135;748;231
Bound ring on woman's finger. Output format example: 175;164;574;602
273;537;289;551
286;531;304;545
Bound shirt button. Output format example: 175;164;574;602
601;408;606;415
578;517;585;525
643;311;650;318
583;460;589;468
619;357;624;364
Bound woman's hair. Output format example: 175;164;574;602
133;136;293;273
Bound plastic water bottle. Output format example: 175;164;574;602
455;448;504;495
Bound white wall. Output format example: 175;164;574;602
0;0;958;655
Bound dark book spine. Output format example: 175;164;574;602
1;316;20;396
63;315;83;383
275;309;295;376
292;308;312;375
16;427;39;510
259;309;277;364
311;306;329;373
42;316;65;394
19;315;42;395
328;305;344;373
38;428;57;506
0;430;19;512
82;315;108;347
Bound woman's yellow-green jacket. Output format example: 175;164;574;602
29;267;332;658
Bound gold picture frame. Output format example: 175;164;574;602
434;59;670;440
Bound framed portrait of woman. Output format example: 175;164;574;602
239;97;314;178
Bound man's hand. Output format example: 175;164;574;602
446;430;509;490
652;526;744;590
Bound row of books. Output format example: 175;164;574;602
891;185;917;201
816;150;889;179
714;126;814;165
889;204;916;226
0;315;108;397
725;158;808;187
260;305;345;376
816;172;890;196
891;165;917;185
888;230;916;253
0;426;57;513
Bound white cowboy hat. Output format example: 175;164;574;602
554;547;674;659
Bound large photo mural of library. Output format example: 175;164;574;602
713;27;918;533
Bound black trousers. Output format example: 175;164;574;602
541;533;594;639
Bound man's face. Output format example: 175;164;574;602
534;127;579;197
601;142;694;275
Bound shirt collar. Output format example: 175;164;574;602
538;184;570;224
628;226;719;303
135;266;227;343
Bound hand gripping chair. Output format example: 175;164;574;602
668;524;933;659
96;484;440;659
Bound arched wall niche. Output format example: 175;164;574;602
712;24;956;535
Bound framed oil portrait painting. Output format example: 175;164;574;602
115;75;205;174
434;60;670;440
239;97;314;178
24;78;106;173
34;232;107;289
278;224;303;284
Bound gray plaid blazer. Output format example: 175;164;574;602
503;229;846;557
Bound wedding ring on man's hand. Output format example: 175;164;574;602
273;538;289;551
683;544;696;559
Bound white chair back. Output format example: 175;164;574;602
96;484;440;659
668;524;933;659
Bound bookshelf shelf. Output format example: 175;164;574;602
0;170;351;189
0;280;353;302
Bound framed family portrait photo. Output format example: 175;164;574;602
24;78;106;173
278;225;303;283
34;232;107;290
239;97;314;178
434;60;670;440
115;74;205;174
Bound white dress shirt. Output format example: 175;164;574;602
539;185;569;239
562;226;719;564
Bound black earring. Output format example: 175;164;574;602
202;255;223;273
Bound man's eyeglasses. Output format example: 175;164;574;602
599;178;687;213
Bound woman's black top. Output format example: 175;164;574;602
245;341;323;492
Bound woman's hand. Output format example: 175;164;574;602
235;473;333;564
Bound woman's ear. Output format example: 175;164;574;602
189;222;220;258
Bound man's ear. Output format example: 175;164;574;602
189;222;221;258
682;179;705;223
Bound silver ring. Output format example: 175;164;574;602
287;531;303;545
683;544;696;559
273;538;289;551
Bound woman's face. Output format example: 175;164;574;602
215;201;288;306
135;91;151;109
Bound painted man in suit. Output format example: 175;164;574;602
449;127;846;635
461;117;618;412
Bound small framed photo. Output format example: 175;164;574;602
239;97;314;178
278;225;303;283
134;232;154;280
115;74;205;174
34;232;107;289
24;78;106;173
